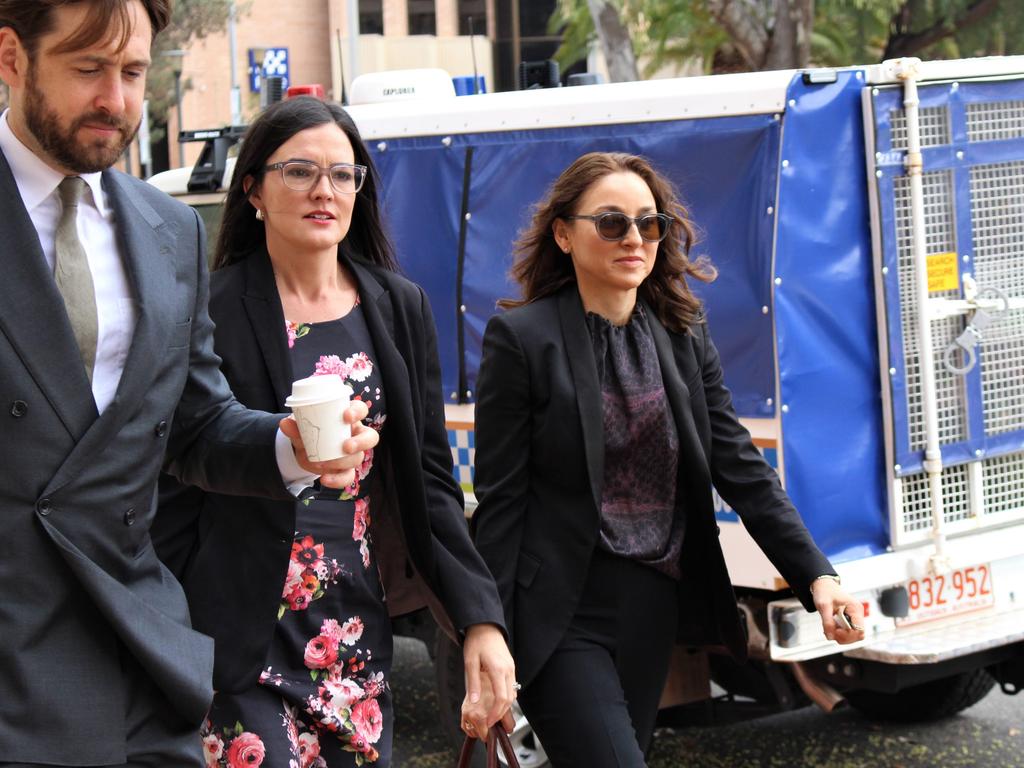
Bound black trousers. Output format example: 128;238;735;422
518;549;679;768
2;650;203;768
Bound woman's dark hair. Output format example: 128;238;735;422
502;152;715;333
213;96;397;272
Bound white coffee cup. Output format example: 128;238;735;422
284;374;354;462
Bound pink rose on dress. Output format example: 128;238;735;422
351;697;384;744
322;676;363;710
340;617;364;645
356;448;374;482
320;618;344;644
297;731;321;768
202;733;224;767
314;355;352;379
359;538;371;569
343;477;360;498
304;635;339;669
225;732;265;767
345;353;373;382
352;498;370;541
282;558;305;597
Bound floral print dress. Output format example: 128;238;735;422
202;304;392;768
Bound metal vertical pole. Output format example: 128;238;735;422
511;0;520;88
229;1;241;125
348;0;360;82
174;69;184;167
138;99;152;178
898;57;949;572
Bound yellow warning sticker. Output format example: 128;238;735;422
926;252;960;292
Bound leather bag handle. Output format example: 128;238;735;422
456;725;520;768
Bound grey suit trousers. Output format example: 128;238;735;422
1;650;202;768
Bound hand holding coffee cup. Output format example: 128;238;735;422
281;375;380;489
285;375;354;461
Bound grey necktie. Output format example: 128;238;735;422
55;176;98;383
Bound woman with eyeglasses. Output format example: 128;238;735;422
154;96;515;766
470;152;864;767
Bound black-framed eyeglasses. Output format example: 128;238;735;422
263;160;367;194
563;212;673;242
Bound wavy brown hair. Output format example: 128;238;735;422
0;0;171;58
502;152;715;333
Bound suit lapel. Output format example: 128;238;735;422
101;170;177;409
43;171;177;496
347;257;441;575
0;151;98;438
242;251;292;408
347;257;403;398
643;303;712;487
557;288;605;513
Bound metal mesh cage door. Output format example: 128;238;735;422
865;77;1024;547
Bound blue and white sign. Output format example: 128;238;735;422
248;47;289;93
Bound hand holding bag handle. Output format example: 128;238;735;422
457;725;520;768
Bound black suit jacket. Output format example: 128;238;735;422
154;249;506;693
471;285;835;687
0;153;286;765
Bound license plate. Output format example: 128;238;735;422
897;563;995;626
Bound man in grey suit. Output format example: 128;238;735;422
0;1;377;764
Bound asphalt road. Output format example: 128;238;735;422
390;636;1024;768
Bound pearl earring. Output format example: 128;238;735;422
256;209;265;221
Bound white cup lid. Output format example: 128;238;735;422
284;374;354;408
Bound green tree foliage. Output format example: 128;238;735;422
550;0;729;76
146;0;238;125
625;0;729;75
551;0;1023;76
814;0;1022;64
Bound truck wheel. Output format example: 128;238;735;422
434;631;550;767
846;669;995;722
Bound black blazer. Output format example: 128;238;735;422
471;286;834;687
154;250;505;693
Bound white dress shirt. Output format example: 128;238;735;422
0;111;134;414
0;110;314;493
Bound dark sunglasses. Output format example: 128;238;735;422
563;212;673;242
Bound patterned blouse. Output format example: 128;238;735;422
586;305;684;580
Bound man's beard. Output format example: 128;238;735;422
25;67;139;174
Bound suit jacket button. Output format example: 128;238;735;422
155;420;168;438
716;524;721;535
37;498;52;515
124;508;136;526
10;400;27;417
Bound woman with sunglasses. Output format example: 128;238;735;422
154;97;515;766
471;152;864;766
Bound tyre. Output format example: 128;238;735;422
434;631;550;767
846;668;996;722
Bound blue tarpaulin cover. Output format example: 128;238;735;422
369;74;896;562
371;114;781;417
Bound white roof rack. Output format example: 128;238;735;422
346;68;795;138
